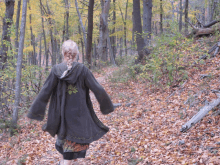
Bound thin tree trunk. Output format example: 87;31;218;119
64;0;69;40
78;25;85;64
15;0;21;55
62;14;66;42
39;34;42;67
132;12;135;54
170;0;175;21
179;0;183;32
124;0;128;56
0;0;15;70
40;0;48;71
75;0;87;51
29;2;36;65
107;30;116;65
133;0;150;63
184;0;188;35
210;0;217;22
160;0;163;34
11;0;28;136
59;39;62;63
46;1;56;66
112;0;116;59
143;0;152;46
120;37;123;57
86;0;94;68
93;42;97;66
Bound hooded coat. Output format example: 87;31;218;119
27;62;114;143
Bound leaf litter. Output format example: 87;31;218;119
1;41;220;164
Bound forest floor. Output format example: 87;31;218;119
1;38;220;164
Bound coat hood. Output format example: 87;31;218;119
53;62;84;84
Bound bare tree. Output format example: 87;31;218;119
11;0;28;135
64;0;69;40
28;2;37;65
179;0;183;32
15;0;21;55
143;0;152;46
86;0;94;68
133;0;150;63
46;2;56;66
112;0;117;59
40;0;48;71
98;0;111;62
0;0;15;70
75;0;87;51
160;0;163;34
184;0;189;35
118;0;129;56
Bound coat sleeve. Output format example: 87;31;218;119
27;67;58;121
84;67;114;115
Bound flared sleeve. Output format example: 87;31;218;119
27;67;58;121
84;67;114;115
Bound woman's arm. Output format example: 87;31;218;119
84;67;114;115
27;67;58;121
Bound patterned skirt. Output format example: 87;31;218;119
55;138;89;160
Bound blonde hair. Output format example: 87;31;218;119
60;40;79;78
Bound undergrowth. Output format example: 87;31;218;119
109;21;216;88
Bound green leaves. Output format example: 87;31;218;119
67;84;78;95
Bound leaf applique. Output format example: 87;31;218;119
67;84;78;95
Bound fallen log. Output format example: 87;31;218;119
204;20;220;28
208;41;220;57
186;19;220;38
181;93;220;132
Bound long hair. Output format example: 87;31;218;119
60;40;79;78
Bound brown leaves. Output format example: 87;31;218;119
2;47;220;164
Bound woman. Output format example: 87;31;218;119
27;40;114;165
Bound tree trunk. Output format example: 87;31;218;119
107;30;116;65
78;25;85;64
46;2;56;66
124;0;128;56
62;14;66;42
75;0;87;51
120;37;123;57
40;0;48;71
210;0;217;22
143;0;152;46
29;2;36;65
98;0;111;62
170;0;175;21
11;0;28;136
112;0;116;59
179;0;182;32
93;42;97;66
64;0;69;40
86;0;94;68
160;0;163;34
15;0;21;55
133;0;150;63
39;34;42;67
132;12;135;54
0;0;15;70
184;0;188;35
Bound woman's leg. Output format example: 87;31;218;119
59;154;64;165
63;160;72;165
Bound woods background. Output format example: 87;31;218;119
0;0;220;164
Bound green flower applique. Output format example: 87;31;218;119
67;84;78;95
